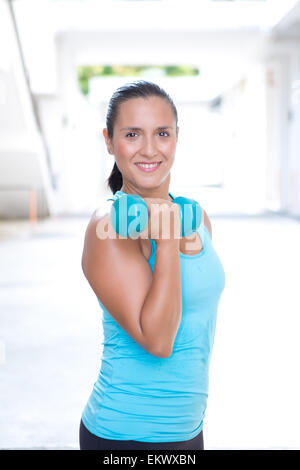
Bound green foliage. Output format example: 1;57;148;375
77;65;200;95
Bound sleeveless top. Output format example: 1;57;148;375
81;190;226;442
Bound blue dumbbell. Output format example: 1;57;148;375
172;196;202;237
110;193;202;238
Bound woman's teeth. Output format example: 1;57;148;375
136;162;161;170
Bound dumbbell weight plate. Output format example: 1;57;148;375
172;197;202;237
110;194;148;238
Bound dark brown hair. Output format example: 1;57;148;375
105;80;178;194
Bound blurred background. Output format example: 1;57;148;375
0;0;300;450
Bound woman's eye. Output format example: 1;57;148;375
125;131;169;138
126;132;138;138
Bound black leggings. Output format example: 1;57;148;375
79;419;204;450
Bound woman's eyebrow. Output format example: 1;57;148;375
120;126;173;131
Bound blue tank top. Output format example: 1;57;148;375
81;190;226;442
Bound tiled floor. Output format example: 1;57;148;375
0;204;300;449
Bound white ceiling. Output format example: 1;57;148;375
11;0;300;100
13;0;300;33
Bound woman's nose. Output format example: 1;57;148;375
140;137;158;157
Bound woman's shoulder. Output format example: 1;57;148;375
82;198;111;251
86;199;141;250
82;201;143;275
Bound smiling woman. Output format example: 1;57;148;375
79;80;226;450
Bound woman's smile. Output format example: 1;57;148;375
135;161;162;172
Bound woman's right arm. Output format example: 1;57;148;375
139;239;182;358
81;213;182;358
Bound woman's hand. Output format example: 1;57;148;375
138;198;181;244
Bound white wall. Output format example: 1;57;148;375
288;50;300;216
0;1;56;218
263;38;300;217
215;65;268;214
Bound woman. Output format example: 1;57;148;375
79;80;226;450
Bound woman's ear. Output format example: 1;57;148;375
103;128;113;154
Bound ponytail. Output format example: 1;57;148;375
106;162;123;194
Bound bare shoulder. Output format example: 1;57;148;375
82;201;144;273
202;208;212;240
83;206;110;246
81;201;112;274
86;195;118;239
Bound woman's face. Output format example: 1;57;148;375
104;96;179;191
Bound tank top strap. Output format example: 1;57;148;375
149;238;156;258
